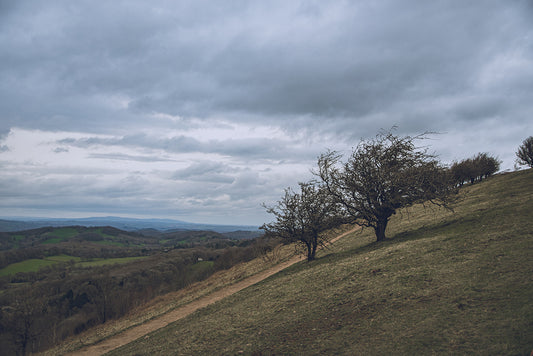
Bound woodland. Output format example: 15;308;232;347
0;225;276;355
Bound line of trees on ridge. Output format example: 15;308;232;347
450;152;500;186
262;130;512;262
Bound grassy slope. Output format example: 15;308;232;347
108;170;532;355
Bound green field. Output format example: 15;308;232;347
0;255;148;276
12;235;25;241
110;169;533;355
42;227;80;244
78;256;147;268
94;240;127;247
0;255;81;276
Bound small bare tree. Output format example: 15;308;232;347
516;136;533;168
261;182;342;261
316;131;455;242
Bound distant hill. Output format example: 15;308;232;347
0;224;261;256
0;225;160;253
0;216;260;234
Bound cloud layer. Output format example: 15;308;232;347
1;1;532;224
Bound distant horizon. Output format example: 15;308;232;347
0;215;260;228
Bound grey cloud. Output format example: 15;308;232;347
58;135;202;153
172;161;235;184
2;1;531;139
88;153;176;162
58;133;314;162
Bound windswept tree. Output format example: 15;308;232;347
516;136;533;168
261;182;342;261
316;131;455;242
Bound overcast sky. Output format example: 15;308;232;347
1;1;532;226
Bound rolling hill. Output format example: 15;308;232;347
48;169;533;355
0;216;260;234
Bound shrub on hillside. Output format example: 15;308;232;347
516;136;533;168
451;152;500;186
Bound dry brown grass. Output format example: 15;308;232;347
46;170;533;355
109;170;532;355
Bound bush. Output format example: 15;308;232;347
451;152;500;186
516;136;533;168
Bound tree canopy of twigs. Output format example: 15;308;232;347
316;131;456;242
516;136;533;168
261;182;342;261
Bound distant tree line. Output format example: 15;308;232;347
0;235;280;355
450;152;501;186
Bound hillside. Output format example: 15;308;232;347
100;169;533;355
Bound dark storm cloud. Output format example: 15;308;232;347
1;0;531;139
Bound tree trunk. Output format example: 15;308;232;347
310;241;317;261
307;250;315;261
306;235;318;261
374;217;388;242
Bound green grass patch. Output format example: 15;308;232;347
42;227;80;244
0;255;81;276
189;260;214;272
11;234;25;247
93;228;117;239
94;240;126;247
0;255;146;276
78;256;147;268
12;235;25;241
46;227;79;239
110;170;533;356
0;259;56;276
42;238;62;244
47;255;82;263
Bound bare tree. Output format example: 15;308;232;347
516;136;533;168
261;182;342;261
316;131;455;242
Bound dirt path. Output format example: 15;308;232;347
69;227;358;356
